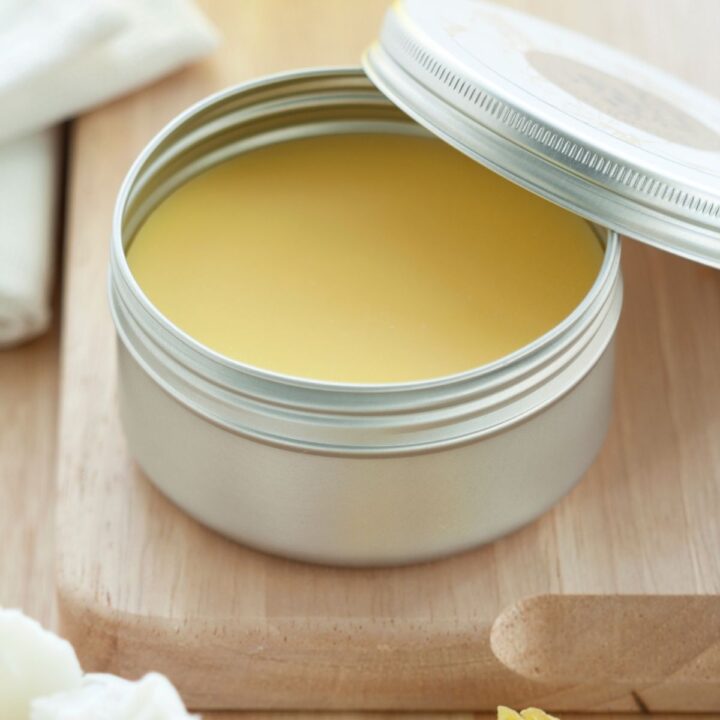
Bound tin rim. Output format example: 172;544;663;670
110;67;622;453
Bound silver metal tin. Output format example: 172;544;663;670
364;0;720;268
110;68;623;566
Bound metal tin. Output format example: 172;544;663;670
110;68;622;566
364;0;720;267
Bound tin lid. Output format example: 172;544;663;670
363;0;720;267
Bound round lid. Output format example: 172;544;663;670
363;0;720;267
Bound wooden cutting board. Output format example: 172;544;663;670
55;0;720;713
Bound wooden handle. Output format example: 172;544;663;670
491;594;720;684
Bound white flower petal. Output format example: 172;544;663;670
0;608;83;720
31;672;199;720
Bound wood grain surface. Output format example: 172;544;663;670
35;0;720;714
0;324;58;627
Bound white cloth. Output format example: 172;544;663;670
0;0;218;145
0;0;218;346
0;128;59;346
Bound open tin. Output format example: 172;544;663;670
109;1;720;566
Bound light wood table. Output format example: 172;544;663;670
2;1;720;717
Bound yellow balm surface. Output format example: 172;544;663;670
127;133;602;383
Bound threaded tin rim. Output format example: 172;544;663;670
110;67;622;455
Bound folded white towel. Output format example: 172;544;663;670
0;128;59;347
0;0;218;145
0;0;218;347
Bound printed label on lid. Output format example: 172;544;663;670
526;51;720;153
